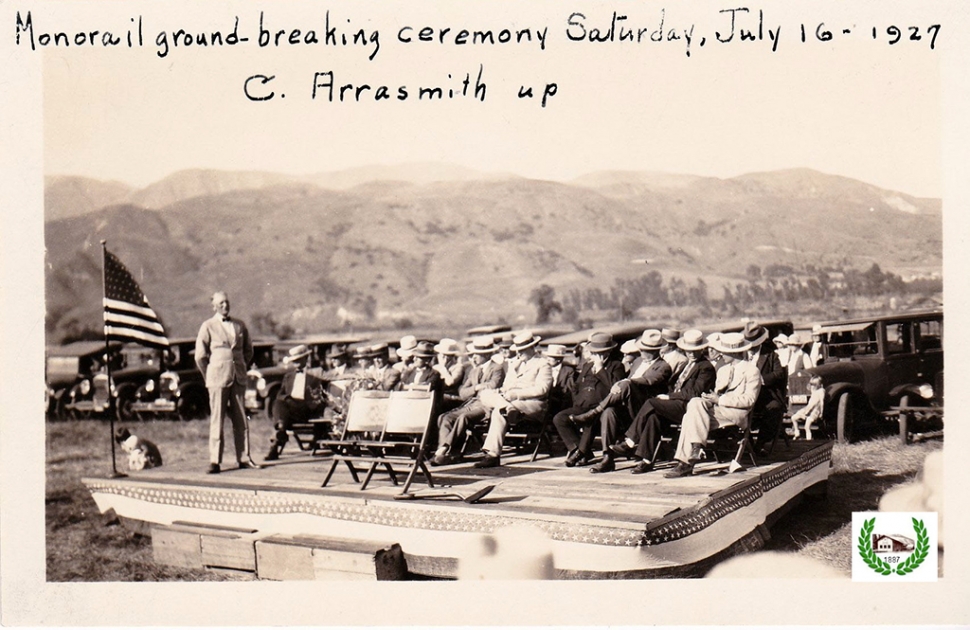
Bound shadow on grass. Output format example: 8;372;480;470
765;468;915;551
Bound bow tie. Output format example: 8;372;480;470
222;316;232;322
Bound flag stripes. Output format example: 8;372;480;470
102;249;169;348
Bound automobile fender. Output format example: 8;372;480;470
177;381;208;404
821;382;875;420
888;382;932;403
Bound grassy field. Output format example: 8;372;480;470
46;418;941;581
46;417;276;581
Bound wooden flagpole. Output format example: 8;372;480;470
101;240;126;478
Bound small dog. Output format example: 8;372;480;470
115;427;163;471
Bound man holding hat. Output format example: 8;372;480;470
573;329;672;473
743;321;788;453
474;330;552;468
610;329;716;473
430;336;506;466
266;344;328;461
552;332;626;468
665;332;762;478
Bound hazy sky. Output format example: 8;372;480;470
42;1;943;197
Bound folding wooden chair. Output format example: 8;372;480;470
504;408;556;462
358;390;436;495
705;422;757;473
320;390;389;488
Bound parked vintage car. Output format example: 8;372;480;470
130;339;275;421
245;334;367;421
788;309;943;443
46;341;122;420
112;345;169;422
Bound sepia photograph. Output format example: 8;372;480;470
2;0;969;626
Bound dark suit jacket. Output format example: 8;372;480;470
279;368;326;411
548;363;578;413
628;356;673;413
752;345;787;409
572;359;626;410
668;359;716;402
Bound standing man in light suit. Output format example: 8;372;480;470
195;291;260;474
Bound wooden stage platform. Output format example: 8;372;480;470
83;440;832;580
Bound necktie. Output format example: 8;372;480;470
674;360;694;392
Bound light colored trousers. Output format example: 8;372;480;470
674;397;748;464
208;383;251;465
482;399;546;457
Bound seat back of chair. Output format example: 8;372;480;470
344;390;390;434
384;390;435;435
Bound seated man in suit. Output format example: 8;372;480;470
430;336;505;466
665;332;762;478
552;333;626;468
544;343;577;417
474;331;552;468
395;341;443;393
609;329;716;473
660;328;688;382
743;321;788;453
574;329;672;473
620;339;640;375
432;338;467;413
365;343;401;391
265;344;328;461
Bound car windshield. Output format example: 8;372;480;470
824;323;878;359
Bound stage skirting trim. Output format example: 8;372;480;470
85;444;831;575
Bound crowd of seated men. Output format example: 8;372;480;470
265;321;800;476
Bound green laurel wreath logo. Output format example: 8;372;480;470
857;517;930;576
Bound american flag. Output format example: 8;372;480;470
102;249;169;348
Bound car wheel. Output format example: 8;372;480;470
177;396;205;421
116;393;137;423
836;392;863;444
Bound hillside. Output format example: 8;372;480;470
44;167;942;341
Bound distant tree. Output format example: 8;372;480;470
529;284;563;324
252;311;294;340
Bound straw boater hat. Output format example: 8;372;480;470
434;338;462;356
636;329;664;351
411;340;436;358
510;330;541;353
676;329;708;352
586;332;617;354
711;332;754;355
620;339;639;355
466;336;497;355
369;342;389;358
283;344;312;364
773;333;789;347
661;328;682;344
786;332;805;347
543;343;569;359
742;321;770;348
397;335;418;359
